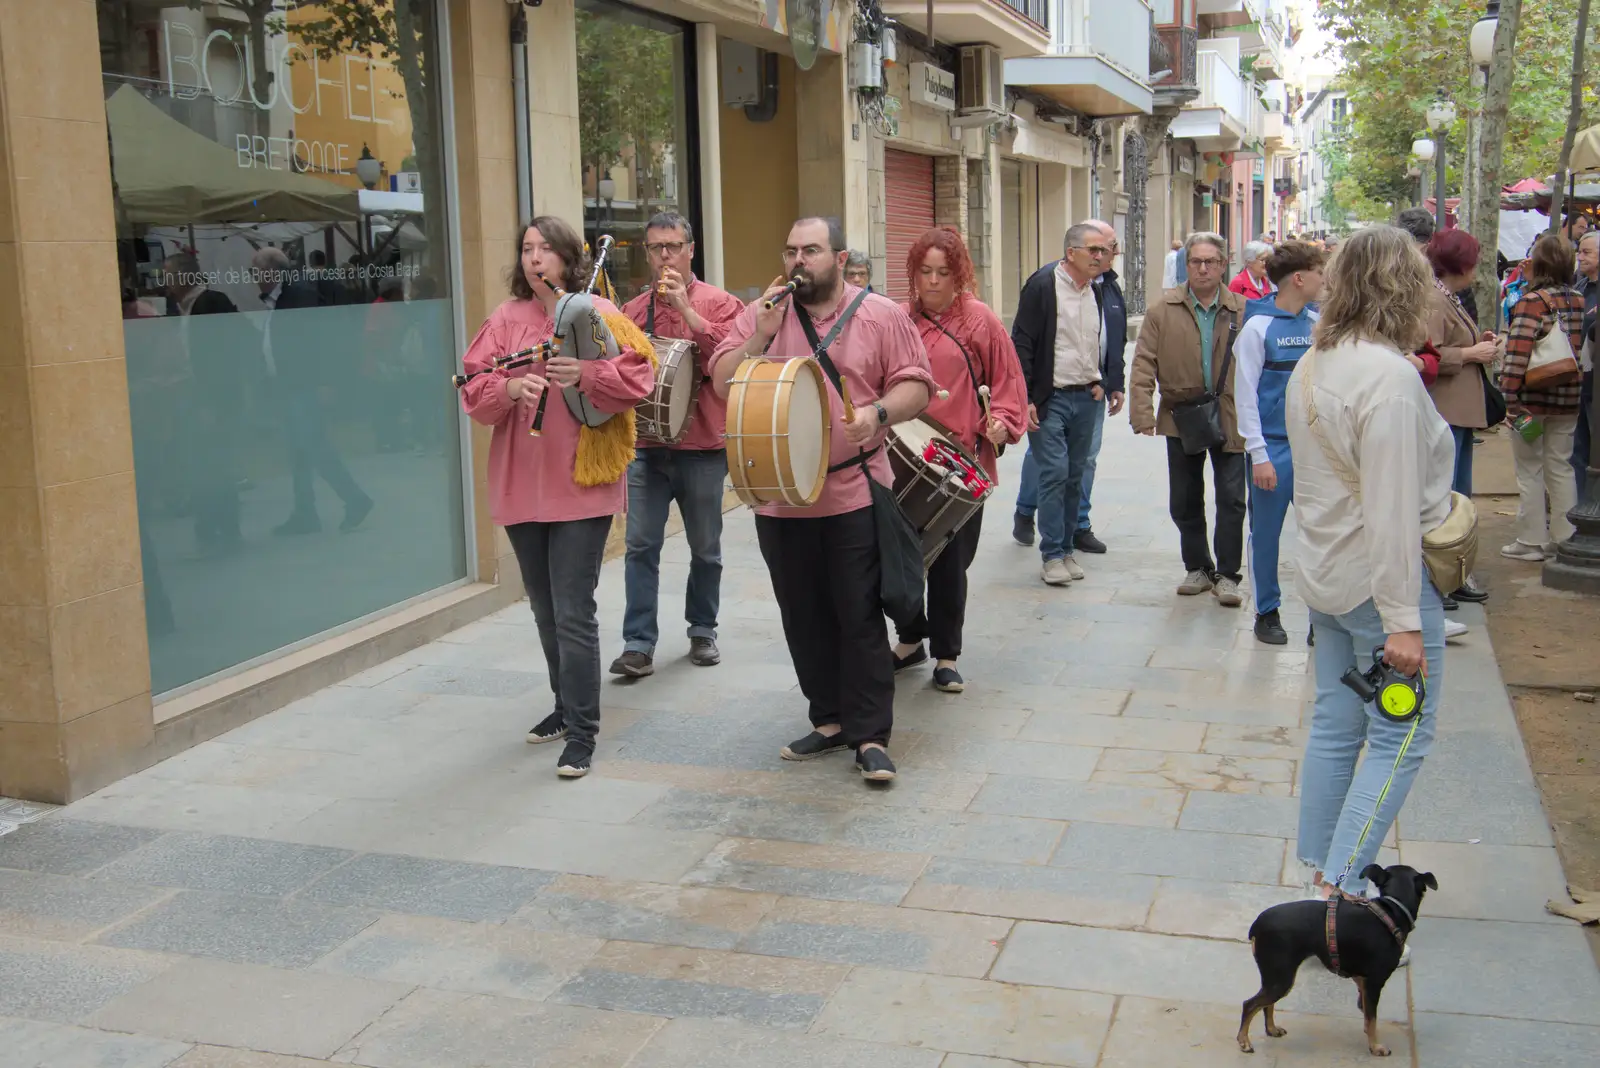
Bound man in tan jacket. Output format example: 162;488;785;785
1129;232;1249;606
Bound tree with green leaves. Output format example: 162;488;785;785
575;9;678;212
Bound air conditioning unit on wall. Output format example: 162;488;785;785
956;44;1004;118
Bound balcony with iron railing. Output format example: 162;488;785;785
1169;47;1253;149
1005;0;1154;116
881;0;1052;58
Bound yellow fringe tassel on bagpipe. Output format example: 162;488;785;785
571;310;658;487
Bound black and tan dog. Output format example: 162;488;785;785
1237;863;1437;1057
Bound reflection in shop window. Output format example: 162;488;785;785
576;0;696;302
98;0;466;694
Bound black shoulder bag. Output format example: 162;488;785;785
921;311;1004;458
1170;310;1240;455
796;293;926;629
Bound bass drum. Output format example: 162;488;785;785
725;357;831;508
886;416;993;569
636;337;700;444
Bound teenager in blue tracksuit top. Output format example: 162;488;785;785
1232;242;1326;646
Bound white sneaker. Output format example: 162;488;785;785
1397;943;1412;968
1500;541;1546;562
1042;559;1073;586
1444;619;1468;641
1177;569;1214;596
1212;576;1243;607
1062;554;1085;581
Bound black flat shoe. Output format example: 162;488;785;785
932;665;965;692
1451;582;1489;603
1012;512;1035;547
856;746;897;782
526;710;567;744
781;731;849;761
893;644;928;672
556;740;593;778
1254;609;1288;646
1442;595;1459;611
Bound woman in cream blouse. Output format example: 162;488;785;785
1285;225;1455;912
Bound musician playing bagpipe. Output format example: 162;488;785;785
890;227;1028;695
610;212;746;680
711;216;935;783
457;216;655;779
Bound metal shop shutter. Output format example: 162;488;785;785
885;148;936;302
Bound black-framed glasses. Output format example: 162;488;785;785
1072;244;1113;257
1187;256;1224;268
782;245;833;262
645;241;687;256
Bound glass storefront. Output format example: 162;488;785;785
575;0;697;302
97;0;467;694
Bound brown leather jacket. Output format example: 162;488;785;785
1129;286;1248;451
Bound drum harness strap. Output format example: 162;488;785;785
919;310;999;458
790;290;876;475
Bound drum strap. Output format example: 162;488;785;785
920;312;984;419
796;289;876;474
647;293;655;335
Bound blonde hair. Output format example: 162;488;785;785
1311;225;1431;353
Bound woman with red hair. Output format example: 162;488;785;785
889;227;1028;692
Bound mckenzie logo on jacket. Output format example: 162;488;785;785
1234;296;1320;464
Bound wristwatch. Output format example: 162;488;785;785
873;402;888;425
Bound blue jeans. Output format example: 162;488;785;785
1298;580;1445;895
1246;439;1294;615
622;448;726;655
1023;389;1103;561
1015;401;1106;535
1450;425;1474;497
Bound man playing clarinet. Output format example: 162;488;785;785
611;212;746;677
711;217;934;783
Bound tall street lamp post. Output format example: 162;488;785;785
1425;99;1457;231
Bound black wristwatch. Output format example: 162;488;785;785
873;402;888;425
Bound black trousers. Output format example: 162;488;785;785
896;509;984;661
1166;436;1248;582
755;506;894;748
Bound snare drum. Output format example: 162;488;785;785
725;357;831;508
887;417;994;569
636;336;700;444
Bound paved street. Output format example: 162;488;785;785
2;426;1597;1068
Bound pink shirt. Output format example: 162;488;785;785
459;297;654;526
903;296;1030;481
621;276;746;451
717;284;935;518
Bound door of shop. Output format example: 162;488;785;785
885;148;935;302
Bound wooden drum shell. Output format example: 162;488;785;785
725;357;831;509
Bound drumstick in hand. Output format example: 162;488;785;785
839;379;856;423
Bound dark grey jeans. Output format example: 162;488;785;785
505;515;612;745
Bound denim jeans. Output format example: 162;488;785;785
1298;580;1445;895
1450;425;1474;497
505;516;612;746
623;448;726;655
1025;389;1103;561
1015;401;1105;535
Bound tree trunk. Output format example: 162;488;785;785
1471;0;1523;332
391;0;440;281
1547;0;1592;233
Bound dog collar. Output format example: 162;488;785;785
1376;895;1416;930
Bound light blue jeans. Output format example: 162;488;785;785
1298;579;1445;895
1021;389;1104;561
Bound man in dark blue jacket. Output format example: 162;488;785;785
1013;221;1127;556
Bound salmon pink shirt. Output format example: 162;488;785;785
716;284;935;519
621;276;746;451
459;297;654;526
902;296;1029;481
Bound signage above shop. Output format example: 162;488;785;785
908;62;956;113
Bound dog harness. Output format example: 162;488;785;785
1324;894;1410;977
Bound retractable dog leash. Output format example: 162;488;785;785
1328;649;1425;891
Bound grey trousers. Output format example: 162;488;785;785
505;515;612;745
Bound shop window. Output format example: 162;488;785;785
576;0;697;302
97;0;466;694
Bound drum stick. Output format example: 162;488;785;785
978;384;1006;457
936;389;950;400
839;379;856;423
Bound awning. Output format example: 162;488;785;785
106;84;360;226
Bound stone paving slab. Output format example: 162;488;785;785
3;424;1592;1067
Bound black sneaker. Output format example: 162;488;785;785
1254;609;1289;646
856;746;897;782
892;644;928;672
933;665;965;693
608;651;654;677
340;497;374;533
1073;529;1107;554
780;730;849;761
526;710;566;744
1452;582;1488;603
1012;512;1035;546
556;740;593;778
1441;594;1459;611
689;637;721;666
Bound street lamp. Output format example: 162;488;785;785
355;144;382;190
1469;1;1499;68
1425;100;1456;230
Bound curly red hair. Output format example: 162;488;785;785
906;226;977;307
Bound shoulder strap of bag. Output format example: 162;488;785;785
920;310;985;412
647;291;655;335
1214;311;1239;395
796;288;873;399
1299;349;1364;501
